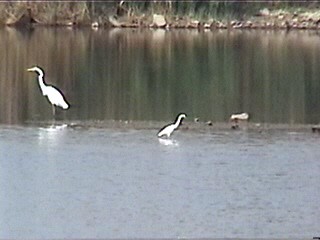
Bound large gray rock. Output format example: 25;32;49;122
151;14;166;27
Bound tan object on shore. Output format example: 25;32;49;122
258;8;270;17
311;125;320;133
230;112;249;121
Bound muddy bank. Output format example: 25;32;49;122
108;8;320;30
22;119;320;133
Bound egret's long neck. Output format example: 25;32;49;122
173;116;184;129
37;74;47;95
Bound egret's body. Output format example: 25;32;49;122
157;113;187;138
27;66;69;114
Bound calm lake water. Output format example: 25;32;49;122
0;27;320;239
1;124;319;239
0;27;320;124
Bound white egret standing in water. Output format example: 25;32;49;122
27;66;69;115
157;113;187;138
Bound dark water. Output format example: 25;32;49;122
0;27;320;124
0;125;319;238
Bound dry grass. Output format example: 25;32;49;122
0;2;91;25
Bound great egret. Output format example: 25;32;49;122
27;66;69;115
157;113;187;138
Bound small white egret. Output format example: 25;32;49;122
27;66;69;115
157;113;187;138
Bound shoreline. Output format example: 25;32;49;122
3;4;320;31
12;120;320;133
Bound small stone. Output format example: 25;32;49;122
206;121;213;126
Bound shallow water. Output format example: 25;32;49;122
1;124;319;238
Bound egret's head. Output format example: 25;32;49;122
179;113;187;119
174;113;187;126
27;66;44;77
176;113;187;122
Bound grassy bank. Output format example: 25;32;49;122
1;1;320;29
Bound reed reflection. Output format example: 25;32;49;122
0;28;320;124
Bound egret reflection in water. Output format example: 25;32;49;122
37;123;68;147
158;138;179;146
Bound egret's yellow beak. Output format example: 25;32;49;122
27;68;33;72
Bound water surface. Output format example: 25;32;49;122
0;28;320;124
0;124;319;238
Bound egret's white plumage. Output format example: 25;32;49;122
27;66;69;114
157;113;187;138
